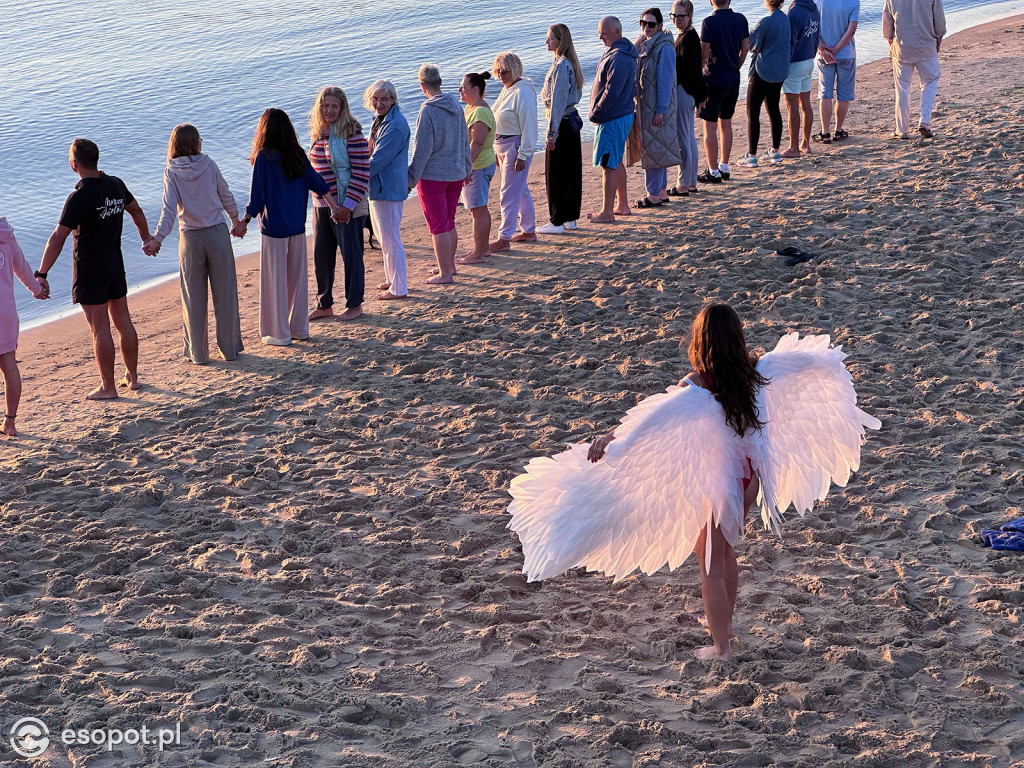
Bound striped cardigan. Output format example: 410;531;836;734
314;133;370;213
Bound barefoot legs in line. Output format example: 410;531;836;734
1;351;21;436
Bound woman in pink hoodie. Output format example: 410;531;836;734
146;124;244;364
0;218;45;436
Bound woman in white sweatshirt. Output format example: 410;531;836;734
488;51;539;252
147;124;244;364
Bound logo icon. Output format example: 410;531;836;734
10;717;50;757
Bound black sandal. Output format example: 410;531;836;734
813;131;832;144
667;187;689;197
634;197;663;209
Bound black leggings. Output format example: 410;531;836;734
545;116;582;226
747;71;784;154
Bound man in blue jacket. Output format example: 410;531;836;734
587;16;638;223
782;0;821;157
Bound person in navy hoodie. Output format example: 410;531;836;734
232;109;343;346
781;0;821;156
587;16;638;223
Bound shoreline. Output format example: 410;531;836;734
4;14;1024;768
15;4;1024;334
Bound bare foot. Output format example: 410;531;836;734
378;291;408;300
510;232;537;243
430;266;457;275
693;644;732;661
337;306;363;321
86;385;119;401
780;147;802;159
377;282;391;291
425;274;454;285
456;254;487;265
2;416;16;437
308;307;334;321
613;206;632;216
587;211;616;223
801;143;812;155
119;374;140;391
489;238;510;252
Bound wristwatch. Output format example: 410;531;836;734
34;270;47;279
242;215;252;224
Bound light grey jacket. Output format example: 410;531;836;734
541;57;582;140
408;92;473;185
154;154;239;243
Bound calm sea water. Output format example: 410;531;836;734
4;0;1021;329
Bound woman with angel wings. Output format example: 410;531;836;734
507;304;881;661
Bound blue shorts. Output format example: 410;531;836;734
818;58;856;101
592;113;633;169
783;58;815;95
461;163;495;209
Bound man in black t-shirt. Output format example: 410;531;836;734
698;0;749;183
36;138;153;400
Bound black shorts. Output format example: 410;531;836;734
73;271;128;305
699;80;741;122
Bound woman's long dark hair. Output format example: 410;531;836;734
249;108;307;181
687;304;768;436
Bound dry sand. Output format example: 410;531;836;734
2;17;1024;767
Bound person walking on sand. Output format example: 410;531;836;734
781;0;821;157
739;0;791;168
537;24;584;235
307;86;370;321
633;8;683;208
455;71;497;264
1;218;45;435
488;52;539;252
698;0;749;184
36;139;153;400
669;0;706;196
408;63;473;284
145;124;245;364
233;109;344;346
883;0;945;139
815;0;859;143
364;80;410;301
587;16;638;223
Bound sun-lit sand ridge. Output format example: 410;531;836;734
2;17;1024;767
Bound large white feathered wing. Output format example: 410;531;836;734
752;333;881;532
507;385;750;582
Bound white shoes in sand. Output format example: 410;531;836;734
537;221;577;235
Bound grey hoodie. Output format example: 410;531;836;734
407;92;473;186
154;154;239;243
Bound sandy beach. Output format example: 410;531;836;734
3;16;1024;767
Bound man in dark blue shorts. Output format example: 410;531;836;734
36;139;153;400
699;0;749;183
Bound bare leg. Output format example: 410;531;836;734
588;167;618;222
81;303;119;400
819;98;834;136
719;118;733;165
782;93;802;157
800;92;814;152
1;351;21;435
426;229;456;284
457;206;491;264
694;523;735;661
613;165;630;215
835;100;850;133
107;297;139;390
703;119;719;171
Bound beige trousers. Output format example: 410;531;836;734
179;223;243;363
259;232;309;344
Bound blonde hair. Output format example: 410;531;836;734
549;25;584;90
672;0;695;34
168;123;202;159
492;51;524;81
310;86;362;140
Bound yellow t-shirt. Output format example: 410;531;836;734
465;104;496;170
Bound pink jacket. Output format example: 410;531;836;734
0;217;43;355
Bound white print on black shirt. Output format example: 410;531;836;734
97;197;125;219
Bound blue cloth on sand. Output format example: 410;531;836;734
980;518;1024;550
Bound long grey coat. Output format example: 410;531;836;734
635;30;683;170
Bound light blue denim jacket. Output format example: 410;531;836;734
368;106;410;202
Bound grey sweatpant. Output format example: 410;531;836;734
179;222;243;363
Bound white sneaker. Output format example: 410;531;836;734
564;220;577;230
761;149;783;163
536;222;565;235
261;336;291;346
740;153;758;168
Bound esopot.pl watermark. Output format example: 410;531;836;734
9;716;183;758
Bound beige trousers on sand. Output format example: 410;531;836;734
179;223;243;363
259;233;309;345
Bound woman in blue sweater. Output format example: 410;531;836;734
233;108;342;346
741;0;792;167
